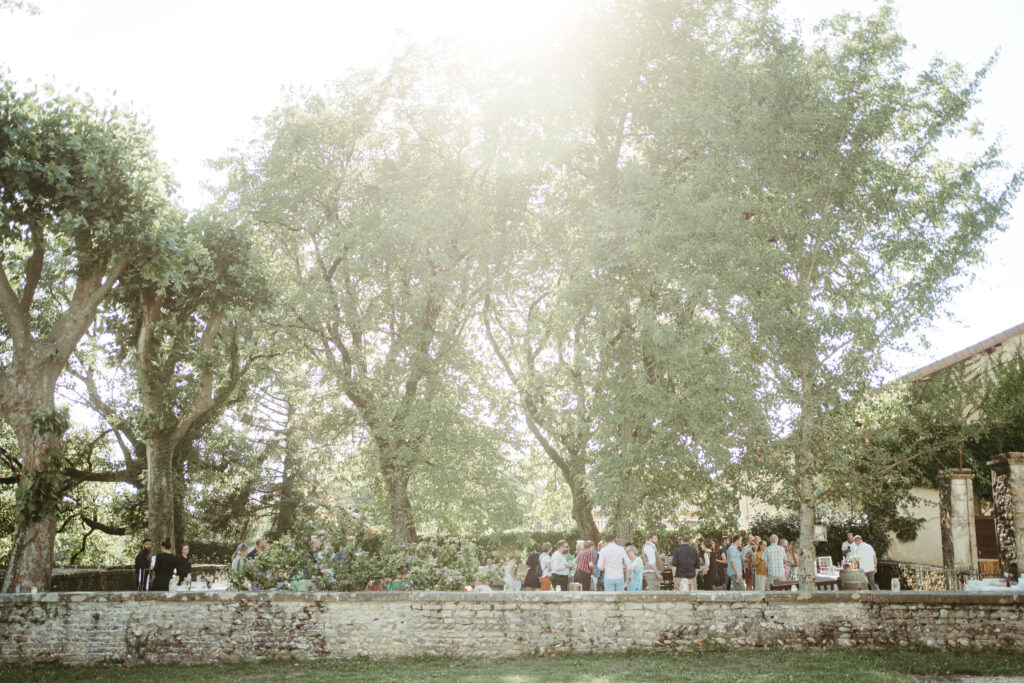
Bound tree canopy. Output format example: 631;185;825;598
0;0;1019;589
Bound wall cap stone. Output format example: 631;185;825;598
1;590;1021;607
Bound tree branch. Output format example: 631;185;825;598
0;261;32;352
80;514;128;536
19;231;45;315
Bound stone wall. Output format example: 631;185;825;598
989;453;1024;576
1;591;1022;664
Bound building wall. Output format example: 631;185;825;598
887;487;942;566
2;591;1022;664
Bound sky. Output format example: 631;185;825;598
1;0;1021;379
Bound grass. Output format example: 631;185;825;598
2;649;1024;682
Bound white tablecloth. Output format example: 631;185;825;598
964;578;1023;592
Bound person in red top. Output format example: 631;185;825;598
573;540;596;591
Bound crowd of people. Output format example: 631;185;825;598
133;536;271;590
133;530;878;593
496;531;878;592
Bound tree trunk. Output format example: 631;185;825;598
273;405;299;539
379;445;417;545
3;515;57;593
610;487;639;546
147;437;176;549
1;381;62;593
569;481;601;542
172;460;186;549
797;474;816;590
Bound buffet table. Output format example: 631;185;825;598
964;578;1024;593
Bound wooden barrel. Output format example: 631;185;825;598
839;569;869;591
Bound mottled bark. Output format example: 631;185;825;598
797;475;817;590
135;292;224;551
569;481;601;543
146;437;176;549
1;414;60;593
379;445;417;546
0;258;127;592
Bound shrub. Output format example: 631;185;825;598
402;536;481;591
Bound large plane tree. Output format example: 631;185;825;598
0;80;172;591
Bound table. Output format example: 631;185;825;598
964;578;1023;592
769;577;839;591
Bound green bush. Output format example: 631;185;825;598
474;528;580;562
403;536;482;590
227;512;402;591
185;540;236;565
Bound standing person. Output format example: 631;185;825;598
717;537;730;589
177;543;192;586
248;538;269;559
671;535;700;591
642;532;663;591
762;535;787;589
134;538;152;591
842;532;856;561
550;540;571;590
522;545;542;590
741;536;757;589
782;539;799;580
231;543;249;571
753;539;768;591
597;534;630;592
593;540;606;591
852;535;878;590
573;541;596;591
698;540;714;590
503;555;519;591
625;545;644;591
726;535;745;591
149;538;178;591
538;542;553;591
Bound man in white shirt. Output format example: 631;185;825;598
549;540;571;590
841;532;855;561
852;535;878;590
642;532;662;591
597;533;630;592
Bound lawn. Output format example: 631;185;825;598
2;649;1024;682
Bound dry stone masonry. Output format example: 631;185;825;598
989;452;1024;576
1;591;1022;664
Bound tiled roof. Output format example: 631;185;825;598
904;321;1024;382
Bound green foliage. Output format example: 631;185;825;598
896;353;1024;497
402;536;482;591
28;408;69;438
11;448;62;528
474;528;577;560
11;409;71;528
5;2;1020;567
228;512;402;592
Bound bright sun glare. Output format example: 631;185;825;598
418;0;579;49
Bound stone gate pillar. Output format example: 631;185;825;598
988;453;1024;577
938;468;979;577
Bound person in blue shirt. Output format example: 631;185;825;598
726;534;745;591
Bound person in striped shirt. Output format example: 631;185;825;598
573;541;596;591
